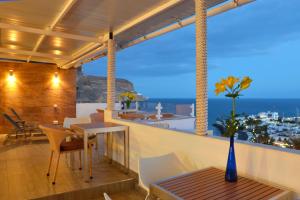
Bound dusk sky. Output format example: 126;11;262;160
84;0;300;99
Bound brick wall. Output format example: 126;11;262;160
0;62;76;134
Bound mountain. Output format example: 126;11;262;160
76;70;144;103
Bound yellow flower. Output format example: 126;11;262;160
120;91;136;101
240;76;252;90
215;82;226;95
225;76;239;89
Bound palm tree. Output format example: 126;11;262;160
250;125;274;145
213;120;226;136
245;117;261;131
213;116;243;138
290;137;300;150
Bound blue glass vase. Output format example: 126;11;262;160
225;136;237;182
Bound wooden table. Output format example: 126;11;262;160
150;167;291;200
70;122;129;180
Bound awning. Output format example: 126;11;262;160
0;0;253;68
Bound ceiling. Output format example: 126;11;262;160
0;0;229;68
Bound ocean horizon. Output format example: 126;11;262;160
139;98;300;133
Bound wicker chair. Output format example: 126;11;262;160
63;117;98;151
39;125;93;184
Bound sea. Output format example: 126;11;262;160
139;98;300;134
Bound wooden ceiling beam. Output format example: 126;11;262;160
114;0;183;36
65;0;183;69
0;22;100;43
27;0;78;63
0;47;70;59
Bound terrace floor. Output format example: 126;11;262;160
0;135;145;200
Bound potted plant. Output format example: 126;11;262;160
119;91;137;109
215;76;252;182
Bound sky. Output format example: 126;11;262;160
84;0;300;99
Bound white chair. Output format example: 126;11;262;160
138;153;187;199
103;193;112;200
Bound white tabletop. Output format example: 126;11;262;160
70;122;128;134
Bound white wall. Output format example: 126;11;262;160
106;114;300;198
150;117;195;131
76;103;107;117
76;103;121;117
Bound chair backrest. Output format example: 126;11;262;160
2;113;22;130
103;193;112;200
10;108;22;121
39;125;69;152
138;153;187;192
63;117;91;128
176;104;192;116
90;112;104;123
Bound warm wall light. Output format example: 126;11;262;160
53;72;60;86
7;44;18;50
52;50;62;55
8;30;18;42
53;37;63;48
7;70;16;83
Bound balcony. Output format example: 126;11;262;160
0;0;299;199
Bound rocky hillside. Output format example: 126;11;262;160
77;70;137;103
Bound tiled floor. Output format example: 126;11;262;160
0;135;144;200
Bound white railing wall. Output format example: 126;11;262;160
76;103;107;117
76;103;121;117
106;113;300;198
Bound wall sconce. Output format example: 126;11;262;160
53;104;58;111
53;72;60;86
7;69;16;84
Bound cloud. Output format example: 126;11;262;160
208;0;300;58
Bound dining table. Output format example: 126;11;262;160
150;167;292;200
70;122;129;180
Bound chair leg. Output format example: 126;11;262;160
89;145;93;179
47;151;54;176
52;152;61;185
79;151;82;170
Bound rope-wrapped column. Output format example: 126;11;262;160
195;0;208;135
107;33;116;111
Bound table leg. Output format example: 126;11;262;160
109;132;113;164
66;136;75;169
70;152;75;169
105;133;108;157
84;132;89;181
124;127;129;174
106;132;112;162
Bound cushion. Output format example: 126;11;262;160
60;138;84;151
